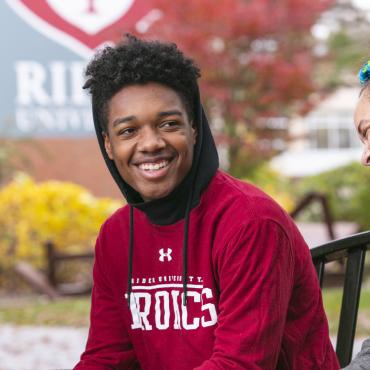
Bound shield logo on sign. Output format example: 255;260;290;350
6;0;157;58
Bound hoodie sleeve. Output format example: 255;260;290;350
73;235;140;370
194;219;294;370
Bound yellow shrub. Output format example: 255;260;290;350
0;174;122;280
242;164;295;214
260;184;295;214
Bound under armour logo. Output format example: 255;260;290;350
159;248;172;262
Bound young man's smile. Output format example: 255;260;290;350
133;156;173;179
104;83;196;201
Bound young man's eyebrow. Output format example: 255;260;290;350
157;110;183;118
112;115;135;127
112;110;183;127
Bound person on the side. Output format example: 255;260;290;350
341;61;370;370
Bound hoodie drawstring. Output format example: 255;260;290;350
127;205;134;307
182;183;194;306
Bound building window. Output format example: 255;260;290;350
316;128;329;148
338;128;351;148
307;115;361;149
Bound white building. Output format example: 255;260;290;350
270;87;363;177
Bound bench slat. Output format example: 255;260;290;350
336;246;366;367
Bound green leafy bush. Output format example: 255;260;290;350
293;162;370;230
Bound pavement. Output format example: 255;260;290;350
0;325;367;370
0;325;87;370
296;221;359;249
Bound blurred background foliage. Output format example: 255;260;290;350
316;0;370;89
243;164;296;213
0;174;121;288
148;0;335;168
292;162;370;230
247;161;370;232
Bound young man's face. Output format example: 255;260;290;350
354;89;370;166
104;83;196;201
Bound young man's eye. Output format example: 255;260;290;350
161;121;180;128
119;127;136;136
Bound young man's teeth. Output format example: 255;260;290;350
139;161;168;171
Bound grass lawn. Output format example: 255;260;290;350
1;289;370;336
322;287;370;336
0;295;91;327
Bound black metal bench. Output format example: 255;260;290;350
311;230;370;367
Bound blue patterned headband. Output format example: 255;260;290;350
359;61;370;86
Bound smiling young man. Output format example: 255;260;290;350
73;35;339;370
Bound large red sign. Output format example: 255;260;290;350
6;0;157;58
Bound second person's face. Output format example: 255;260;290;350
354;89;370;166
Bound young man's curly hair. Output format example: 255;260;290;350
84;34;201;132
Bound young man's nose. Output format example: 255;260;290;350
137;127;166;152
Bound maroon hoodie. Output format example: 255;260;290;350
74;170;339;370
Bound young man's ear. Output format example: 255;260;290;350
103;132;114;160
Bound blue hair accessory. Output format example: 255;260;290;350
358;61;370;86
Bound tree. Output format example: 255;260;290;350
144;0;334;175
312;0;370;88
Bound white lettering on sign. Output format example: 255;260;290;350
15;108;93;133
15;61;50;105
15;60;89;106
13;60;92;135
70;62;89;106
50;62;67;105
